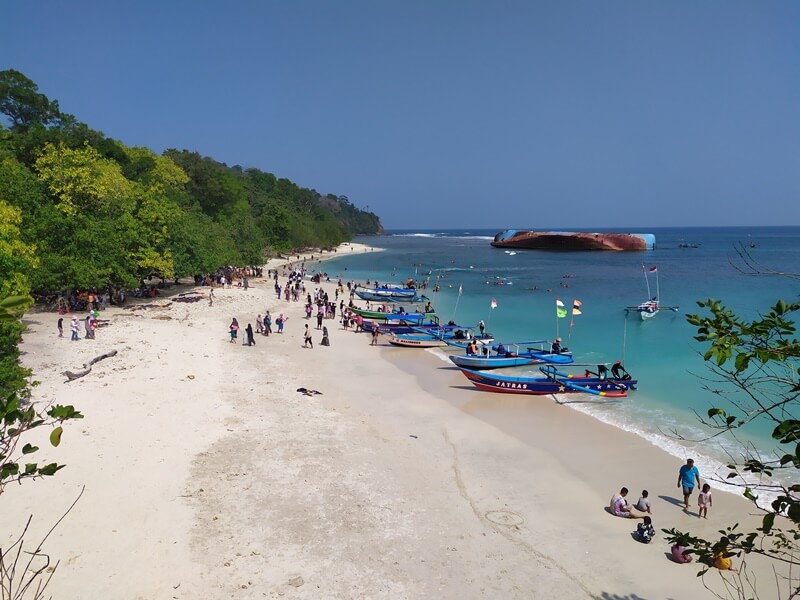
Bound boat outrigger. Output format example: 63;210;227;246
448;340;573;370
456;364;637;397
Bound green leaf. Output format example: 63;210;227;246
21;443;38;454
1;462;20;478
24;463;36;474
49;425;63;447
37;462;63;476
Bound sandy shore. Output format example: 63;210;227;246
1;241;780;599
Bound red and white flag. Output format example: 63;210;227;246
649;265;657;273
490;298;497;310
572;299;582;315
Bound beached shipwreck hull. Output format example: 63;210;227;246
491;230;655;251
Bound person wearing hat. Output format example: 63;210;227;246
70;316;80;341
551;337;563;354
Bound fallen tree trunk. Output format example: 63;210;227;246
63;350;118;382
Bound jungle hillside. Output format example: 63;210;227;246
0;69;383;297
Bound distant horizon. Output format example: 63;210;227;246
376;224;800;233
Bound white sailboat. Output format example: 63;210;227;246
625;265;678;320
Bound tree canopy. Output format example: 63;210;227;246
0;69;383;295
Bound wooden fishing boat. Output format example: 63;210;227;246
388;326;494;348
362;316;440;334
354;286;418;301
349;306;435;321
456;365;636;397
448;340;574;369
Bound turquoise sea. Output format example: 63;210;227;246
321;227;800;498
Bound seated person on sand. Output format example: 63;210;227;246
634;516;655;543
634;490;651;514
610;487;647;519
671;539;694;564
711;537;738;572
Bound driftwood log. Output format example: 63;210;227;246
63;350;118;382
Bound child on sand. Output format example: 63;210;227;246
698;483;712;518
634;516;655;543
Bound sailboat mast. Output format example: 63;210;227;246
642;265;652;300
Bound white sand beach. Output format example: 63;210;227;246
1;241;780;599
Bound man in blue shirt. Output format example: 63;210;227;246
677;458;701;510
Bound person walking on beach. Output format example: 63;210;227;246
371;327;379;346
57;317;63;338
303;324;313;348
70;316;79;341
321;326;330;346
264;311;271;335
677;458;701;510
208;288;214;306
229;318;239;343
245;323;255;346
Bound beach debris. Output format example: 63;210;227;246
296;387;322;396
288;576;305;588
63;350;118;382
409;434;418;439
174;292;204;303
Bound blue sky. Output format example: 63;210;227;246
2;1;798;229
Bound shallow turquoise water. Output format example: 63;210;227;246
318;227;800;495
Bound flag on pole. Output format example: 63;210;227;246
490;298;497;310
458;283;463;297
572;299;582;315
556;298;567;318
649;265;657;273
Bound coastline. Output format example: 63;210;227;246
1;240;780;599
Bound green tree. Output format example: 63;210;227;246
0;69;61;132
664;298;800;599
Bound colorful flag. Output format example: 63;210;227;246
649;265;657;273
572;299;582;315
490;298;497;310
458;283;463;297
556;298;567;318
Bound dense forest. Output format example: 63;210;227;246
0;68;382;400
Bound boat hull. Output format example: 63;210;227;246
457;367;636;397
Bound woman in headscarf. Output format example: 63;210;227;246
245;323;255;346
229;318;239;343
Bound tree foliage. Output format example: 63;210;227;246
664;297;800;599
0;69;382;294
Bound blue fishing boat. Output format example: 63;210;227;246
448;340;573;369
388;326;494;348
362;315;440;334
354;286;419;302
456;364;636;397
